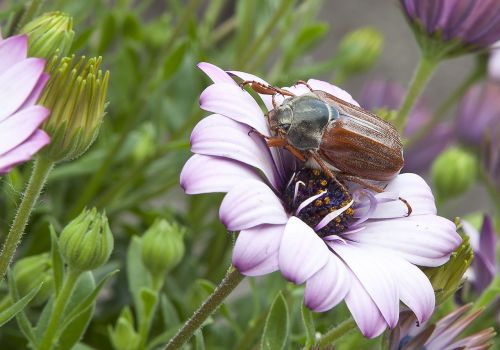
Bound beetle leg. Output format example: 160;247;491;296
294;80;314;92
239;80;295;97
308;150;334;178
284;145;306;162
337;174;413;216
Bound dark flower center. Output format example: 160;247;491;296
283;168;354;237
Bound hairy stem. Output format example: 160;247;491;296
0;158;54;280
314;317;357;349
164;267;244;350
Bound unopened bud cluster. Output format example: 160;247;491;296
13;253;53;305
39;55;109;163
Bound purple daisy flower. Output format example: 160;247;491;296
180;63;462;338
461;215;498;294
456;81;500;147
400;0;500;56
0;34;50;174
388;304;495;350
359;80;453;173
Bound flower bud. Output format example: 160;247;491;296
431;147;478;201
59;208;114;271
108;307;140;350
336;27;383;77
38;55;109;163
20;12;74;59
141;220;185;279
424;231;472;305
13;253;53;306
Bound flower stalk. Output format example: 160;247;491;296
395;53;439;132
314;317;357;349
37;266;81;350
164;267;244;350
0;157;54;280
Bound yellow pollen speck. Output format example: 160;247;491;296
312;169;320;176
346;208;354;215
320;179;327;186
324;197;330;204
316;189;323;195
314;199;323;207
335;217;341;223
329;207;337;212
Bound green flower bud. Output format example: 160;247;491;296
141;220;185;279
336;27;383;77
108;307;140;350
20;12;74;59
59;208;114;271
13;253;53;306
39;55;110;163
424;229;472;305
431;147;478;202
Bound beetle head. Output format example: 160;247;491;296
268;101;293;134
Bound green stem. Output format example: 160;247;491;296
394;54;440;132
314;317;357;349
164;267;244;350
37;267;81;350
0;158;54;280
407;65;483;147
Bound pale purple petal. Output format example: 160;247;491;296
0;58;45;122
0;130;50;173
190;114;282;189
489;45;500;80
382;252;435;324
180;154;262;194
0;35;28;75
232;224;285;276
199;83;270;135
219;179;288;231
19;72;49;109
348;215;461;267
345;273;388;338
304;255;352;312
0;105;50;154
278;217;330;284
307;79;360;106
354;173;436;219
228;70;274;111
332;242;400;328
198;62;236;85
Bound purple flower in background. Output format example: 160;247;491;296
461;215;498;293
400;0;500;57
488;42;500;80
0;34;50;174
180;63;462;338
482;122;500;187
359;80;452;173
457;81;500;146
389;304;495;350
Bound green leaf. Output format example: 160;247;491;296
6;270;38;345
473;275;500;310
0;282;41;326
160;294;180;328
138;287;158;326
194;329;205;350
162;40;189;81
61;270;118;327
54;305;94;350
50;225;64;295
284;22;328;67
260;292;289;350
97;13;117;54
127;236;152;307
301;304;315;349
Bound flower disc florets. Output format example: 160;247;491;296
283;168;353;237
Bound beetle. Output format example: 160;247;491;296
240;80;411;215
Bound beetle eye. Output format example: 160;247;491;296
279;123;291;131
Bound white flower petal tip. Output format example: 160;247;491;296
197;62;235;85
307;79;360;106
278;217;330;285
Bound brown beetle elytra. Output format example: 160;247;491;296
240;80;411;215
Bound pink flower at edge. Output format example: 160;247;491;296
0;34;50;174
180;62;462;338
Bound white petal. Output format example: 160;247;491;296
190;114;282;189
332;242;400;328
304;255;352;312
198;62;236;84
219;179;288;231
278;217;330;284
199;83;270;135
232;224;285;276
345;273;388;338
307;79;360;106
348;215;461;267
180;154;261;194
